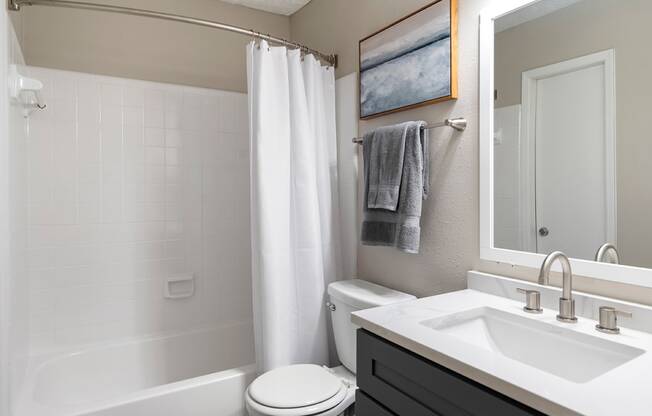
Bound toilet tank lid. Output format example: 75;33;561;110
327;279;416;310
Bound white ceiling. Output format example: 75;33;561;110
219;0;312;16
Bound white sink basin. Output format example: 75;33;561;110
421;307;644;383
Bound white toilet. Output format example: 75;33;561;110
245;279;416;416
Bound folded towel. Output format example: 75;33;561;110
364;123;409;210
361;121;429;253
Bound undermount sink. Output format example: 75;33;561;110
421;307;644;383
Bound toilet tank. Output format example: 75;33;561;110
327;279;415;374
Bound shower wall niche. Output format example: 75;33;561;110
22;67;252;355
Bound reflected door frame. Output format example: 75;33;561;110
520;49;617;255
478;1;652;289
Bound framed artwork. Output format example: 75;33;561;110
359;0;458;119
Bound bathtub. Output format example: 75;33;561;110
15;322;256;416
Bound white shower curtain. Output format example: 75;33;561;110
246;41;342;372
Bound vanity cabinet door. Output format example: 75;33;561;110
356;391;398;416
357;329;544;416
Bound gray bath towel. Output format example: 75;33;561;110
364;123;409;210
361;121;429;253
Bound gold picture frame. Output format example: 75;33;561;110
359;0;458;119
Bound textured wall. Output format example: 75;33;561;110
335;73;359;281
292;0;486;298
10;0;290;92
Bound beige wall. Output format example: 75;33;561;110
292;0;483;298
290;0;652;304
495;0;652;269
10;0;290;92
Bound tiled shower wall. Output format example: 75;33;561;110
23;67;252;354
7;18;29;409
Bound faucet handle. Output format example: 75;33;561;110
596;306;632;334
516;288;543;314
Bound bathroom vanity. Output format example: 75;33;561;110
365;1;652;412
353;272;652;416
356;330;542;415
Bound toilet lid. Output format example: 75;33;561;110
248;364;343;409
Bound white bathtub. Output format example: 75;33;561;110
15;322;256;416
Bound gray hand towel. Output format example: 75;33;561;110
364;122;410;211
361;121;429;253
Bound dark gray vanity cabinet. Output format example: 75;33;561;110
356;330;544;416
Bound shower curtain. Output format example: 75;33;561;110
246;41;342;372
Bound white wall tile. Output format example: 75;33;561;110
101;104;122;126
53;76;77;101
78;124;101;164
123;85;144;107
124;143;144;166
123;106;144;127
164;91;182;130
52;98;77;122
100;83;123;107
165;148;179;165
145;184;166;203
166;166;180;184
24;67;251;355
144;88;164;108
78;202;100;223
145;146;165;165
145;127;164;146
165;129;182;147
145;166;165;184
200;95;220;132
124;124;144;147
144;106;164;128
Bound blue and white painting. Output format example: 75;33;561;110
360;0;454;118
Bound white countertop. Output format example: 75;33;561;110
352;288;652;416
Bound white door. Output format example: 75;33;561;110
522;51;616;260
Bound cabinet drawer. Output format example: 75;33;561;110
357;329;543;416
356;390;397;416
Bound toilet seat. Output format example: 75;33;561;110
245;365;355;416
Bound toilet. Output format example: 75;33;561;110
245;279;416;416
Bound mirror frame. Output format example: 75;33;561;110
479;0;652;288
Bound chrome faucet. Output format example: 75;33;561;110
595;306;632;334
538;251;577;323
595;243;620;264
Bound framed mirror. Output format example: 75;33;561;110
480;0;652;288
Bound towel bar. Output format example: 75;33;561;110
352;117;467;144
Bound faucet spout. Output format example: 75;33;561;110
538;251;572;298
595;243;620;264
538;251;577;323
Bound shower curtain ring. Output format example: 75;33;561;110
253;32;262;50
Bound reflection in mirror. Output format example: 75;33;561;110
492;0;652;268
595;243;620;265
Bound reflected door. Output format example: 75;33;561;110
524;53;616;259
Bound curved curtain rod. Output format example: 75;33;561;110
8;0;338;67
